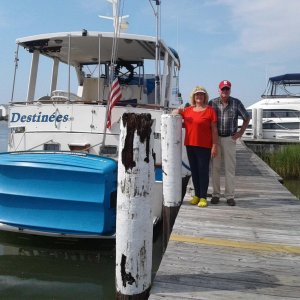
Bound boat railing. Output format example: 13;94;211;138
51;90;82;102
261;94;300;98
9;99;165;110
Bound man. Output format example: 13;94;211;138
209;80;250;206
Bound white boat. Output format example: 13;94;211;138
0;1;190;238
243;74;300;140
0;105;7;120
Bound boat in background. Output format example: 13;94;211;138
243;74;300;140
0;0;190;238
0;105;7;121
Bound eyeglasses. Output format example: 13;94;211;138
221;87;230;91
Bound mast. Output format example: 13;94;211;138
11;44;20;102
153;0;161;105
99;0;129;32
100;0;123;151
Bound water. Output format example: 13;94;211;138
0;233;116;299
0;121;164;299
284;179;300;199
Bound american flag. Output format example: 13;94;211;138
106;77;122;129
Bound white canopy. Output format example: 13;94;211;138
17;31;180;68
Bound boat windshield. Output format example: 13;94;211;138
262;73;300;97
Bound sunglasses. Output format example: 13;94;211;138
221;87;230;91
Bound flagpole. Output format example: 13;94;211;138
154;0;161;105
100;0;121;154
100;73;112;153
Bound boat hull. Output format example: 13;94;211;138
0;152;117;236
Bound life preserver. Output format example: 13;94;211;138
115;61;134;84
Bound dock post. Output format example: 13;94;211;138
252;108;257;139
115;113;155;300
257;108;263;139
161;114;182;251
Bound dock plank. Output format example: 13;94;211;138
150;141;300;299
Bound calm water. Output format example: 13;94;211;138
0;234;116;299
284;179;300;199
0;121;164;299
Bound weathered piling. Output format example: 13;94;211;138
115;113;155;300
161;114;182;251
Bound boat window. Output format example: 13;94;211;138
263;109;300;118
263;122;300;130
247;109;300;118
44;143;60;151
100;145;118;157
12;127;25;133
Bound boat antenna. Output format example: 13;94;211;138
11;44;20;102
99;0;129;32
149;0;161;105
100;0;123;151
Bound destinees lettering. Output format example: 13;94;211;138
10;112;69;123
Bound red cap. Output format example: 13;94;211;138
219;80;231;90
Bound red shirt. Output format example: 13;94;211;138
181;106;217;148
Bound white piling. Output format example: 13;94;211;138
252;108;257;139
257;108;263;139
161;114;182;206
116;113;155;300
161;114;182;250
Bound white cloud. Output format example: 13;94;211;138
218;0;300;55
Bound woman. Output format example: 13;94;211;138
173;86;218;207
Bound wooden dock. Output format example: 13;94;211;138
150;140;300;299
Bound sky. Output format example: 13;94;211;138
1;0;300;108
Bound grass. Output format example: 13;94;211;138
262;145;300;179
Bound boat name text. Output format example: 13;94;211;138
10;112;69;123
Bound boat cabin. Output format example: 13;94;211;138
9;31;182;158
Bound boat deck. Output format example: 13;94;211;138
150;140;300;299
